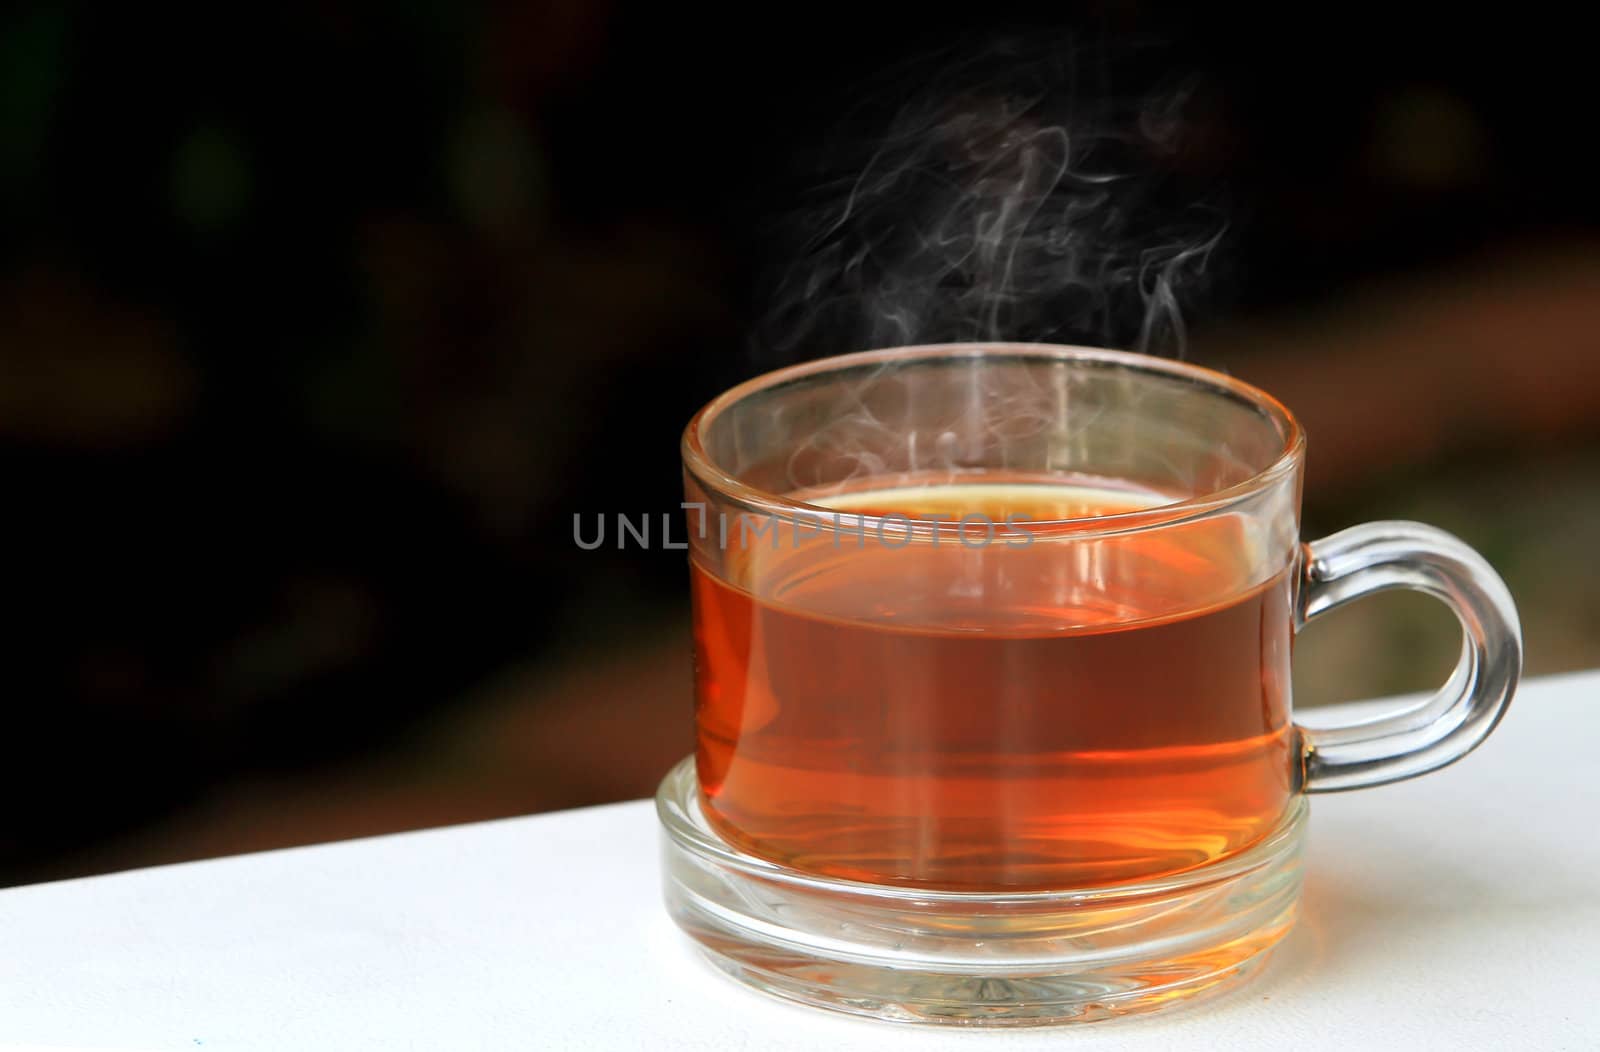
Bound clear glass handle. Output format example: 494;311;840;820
1296;521;1523;792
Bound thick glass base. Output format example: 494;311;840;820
657;758;1305;1027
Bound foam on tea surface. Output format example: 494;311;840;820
816;479;1170;521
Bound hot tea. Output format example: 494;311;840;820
692;479;1297;891
667;344;1519;1023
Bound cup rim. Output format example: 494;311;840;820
681;342;1305;538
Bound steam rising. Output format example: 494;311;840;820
756;38;1225;362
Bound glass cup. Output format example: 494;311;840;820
657;344;1521;1025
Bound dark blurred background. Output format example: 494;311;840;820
4;3;1597;885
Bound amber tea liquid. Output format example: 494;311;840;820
692;480;1297;891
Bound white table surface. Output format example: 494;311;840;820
2;671;1597;1051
